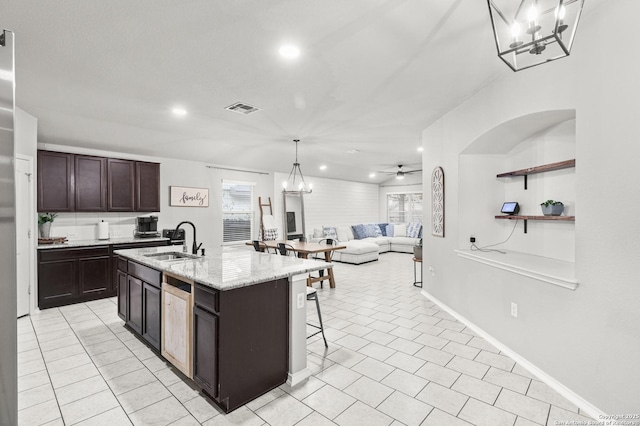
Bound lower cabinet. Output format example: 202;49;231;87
127;275;143;334
193;278;289;413
142;282;161;350
118;259;162;351
193;302;219;399
38;246;110;309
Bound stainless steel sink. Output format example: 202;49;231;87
144;252;199;261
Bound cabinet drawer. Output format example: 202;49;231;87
194;284;219;314
128;261;161;287
117;256;128;273
40;246;109;262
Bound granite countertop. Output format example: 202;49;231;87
37;236;169;250
114;245;332;291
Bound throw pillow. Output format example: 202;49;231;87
336;227;349;242
407;222;422;238
378;223;389;236
345;226;355;240
263;228;278;241
352;224;366;239
374;225;383;237
385;224;394;237
323;226;338;240
363;224;378;238
394;223;407;237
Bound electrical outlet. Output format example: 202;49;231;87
470;236;476;243
511;302;518;318
297;293;305;309
429;266;435;276
113;230;121;237
67;232;76;238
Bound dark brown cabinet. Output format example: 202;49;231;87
119;260;163;351
142;282;161;350
193;279;289;413
37;150;160;213
38;246;110;309
111;240;168;296
194;305;218;398
37;151;74;212
127;275;143;334
136;162;161;212
107;159;135;212
74;155;107;212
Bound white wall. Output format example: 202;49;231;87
273;172;379;238
38;143;274;250
422;0;640;413
459;120;576;262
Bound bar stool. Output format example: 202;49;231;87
306;287;327;347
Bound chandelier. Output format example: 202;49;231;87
282;139;312;194
487;0;585;71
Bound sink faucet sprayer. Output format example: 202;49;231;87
172;221;202;255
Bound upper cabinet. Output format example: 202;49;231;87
107;159;135;212
37;151;75;212
37;150;160;213
75;155;107;211
135;162;161;212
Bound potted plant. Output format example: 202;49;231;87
540;200;564;216
413;238;423;260
38;212;58;238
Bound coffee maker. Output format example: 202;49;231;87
135;216;160;238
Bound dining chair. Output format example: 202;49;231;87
277;242;296;256
306;286;328;347
309;238;336;288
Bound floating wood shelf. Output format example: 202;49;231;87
497;159;575;189
495;215;575;233
495;215;575;221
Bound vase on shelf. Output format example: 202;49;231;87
541;205;564;216
39;222;51;238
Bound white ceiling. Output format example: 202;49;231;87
5;0;574;183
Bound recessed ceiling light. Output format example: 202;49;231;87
172;107;187;116
417;146;424;152
347;149;360;154
319;165;327;171
279;45;300;59
369;173;376;178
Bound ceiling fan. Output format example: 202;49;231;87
377;164;422;180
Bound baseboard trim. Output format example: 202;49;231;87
287;367;312;387
420;289;606;419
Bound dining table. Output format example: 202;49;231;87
250;240;346;288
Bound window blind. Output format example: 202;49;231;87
222;182;254;243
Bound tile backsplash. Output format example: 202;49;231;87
48;213;144;241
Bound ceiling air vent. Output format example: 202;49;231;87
225;102;260;115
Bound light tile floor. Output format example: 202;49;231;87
18;252;596;426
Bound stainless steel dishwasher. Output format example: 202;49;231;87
161;271;194;378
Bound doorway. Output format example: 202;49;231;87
15;155;34;317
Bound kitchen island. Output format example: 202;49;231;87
114;245;330;413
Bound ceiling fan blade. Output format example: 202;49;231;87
406;169;423;173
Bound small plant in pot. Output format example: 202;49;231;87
38;212;58;238
540;200;564;216
413;238;423;260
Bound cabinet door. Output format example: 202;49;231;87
117;270;128;321
142;283;161;351
37;150;74;212
193;306;218;398
107;159;135;212
135;162;160;212
78;255;110;296
38;259;77;309
75;155;107;211
127;275;143;334
161;283;193;377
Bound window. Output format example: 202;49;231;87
387;192;423;223
222;181;254;244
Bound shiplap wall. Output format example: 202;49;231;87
273;172;379;238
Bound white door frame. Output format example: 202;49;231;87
15;154;36;315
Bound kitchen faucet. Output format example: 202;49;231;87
172;221;202;255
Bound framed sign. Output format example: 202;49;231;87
170;186;209;207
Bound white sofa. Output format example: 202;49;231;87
309;224;421;264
